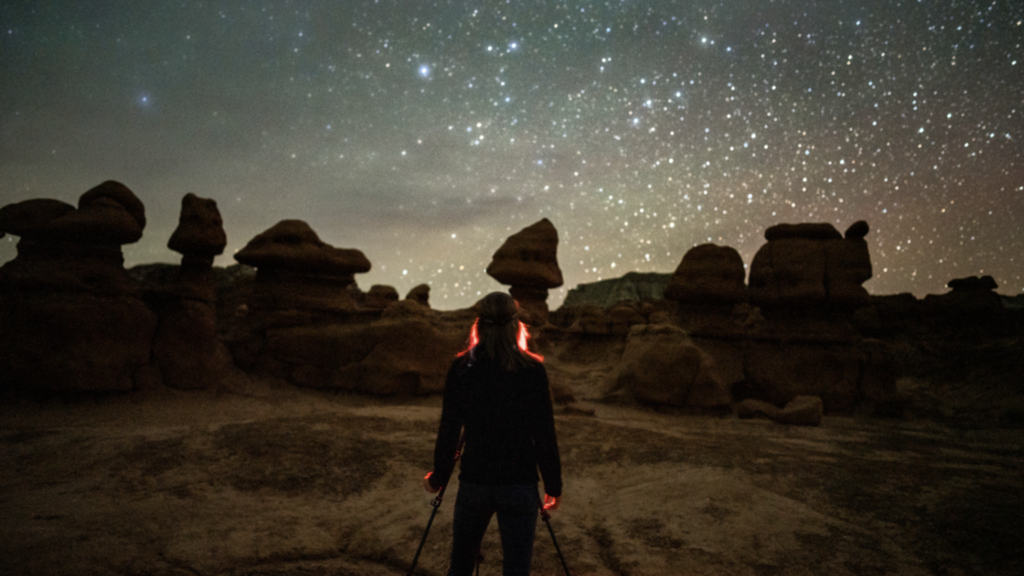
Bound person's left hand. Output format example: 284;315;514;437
422;471;440;494
543;494;560;511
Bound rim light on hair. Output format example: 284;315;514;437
457;319;544;362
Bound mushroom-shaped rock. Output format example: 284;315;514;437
486;218;563;289
79;180;146;230
47;182;146;245
764;222;842;242
365;284;399;309
234;220;370;277
234;220;370;312
405;283;430;307
664;244;746;304
168;193;227;258
0;199;76;239
486;218;562;325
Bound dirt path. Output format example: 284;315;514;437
2;386;1022;575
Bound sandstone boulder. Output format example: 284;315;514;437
664;244;746;304
603;324;730;409
486;218;562;325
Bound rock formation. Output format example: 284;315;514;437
602;324;731;409
563;271;672;308
486;218;563;325
737;396;824;426
0;181;156;393
748;221;872;309
405;284;430;307
365;285;399;309
663;244;747;304
234;220;370;313
151;194;235;390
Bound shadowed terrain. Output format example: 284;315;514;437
2;383;1021;576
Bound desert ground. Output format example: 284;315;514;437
2;374;1022;576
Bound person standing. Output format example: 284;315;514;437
423;292;562;576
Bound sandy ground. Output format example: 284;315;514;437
2;380;1023;576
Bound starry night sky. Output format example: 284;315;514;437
2;1;1021;309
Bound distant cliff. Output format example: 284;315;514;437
562;271;672;308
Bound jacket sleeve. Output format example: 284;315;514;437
430;361;464;489
532;365;563;498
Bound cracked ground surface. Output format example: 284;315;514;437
2;383;1022;576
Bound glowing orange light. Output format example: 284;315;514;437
517;320;545;362
456;319;481;357
455;318;544;362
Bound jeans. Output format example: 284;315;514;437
447;482;539;576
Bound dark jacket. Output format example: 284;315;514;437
430;352;562;498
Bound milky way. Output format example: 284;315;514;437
2;1;1022;308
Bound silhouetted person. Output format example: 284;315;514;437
423;291;562;576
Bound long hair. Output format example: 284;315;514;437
458;292;543;370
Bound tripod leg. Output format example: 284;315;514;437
407;505;440;575
540;506;571;576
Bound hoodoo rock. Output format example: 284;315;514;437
47;181;146;245
664;244;747;304
167;193;227;261
0;181;156;393
152;194;234;390
405;283;430;307
234;220;370;312
749;221;872;309
486;218;563;325
0;199;76;239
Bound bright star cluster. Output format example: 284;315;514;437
1;1;1022;308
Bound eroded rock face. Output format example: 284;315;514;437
748;221;872;309
744;342;862;412
365;285;399;309
0;181;156;393
664;244;746;304
405;284;430;307
602;324;730;409
234;220;370;312
486;218;562;325
251;313;469;395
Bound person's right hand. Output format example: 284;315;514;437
543;494;560;511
